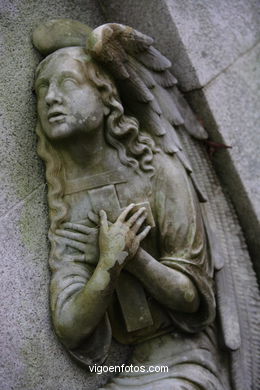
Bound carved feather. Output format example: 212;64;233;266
124;101;165;137
152;85;184;126
117;75;154;104
107;24;154;51
133;46;172;71
179;130;260;390
151;69;178;88
127;57;156;88
169;87;208;139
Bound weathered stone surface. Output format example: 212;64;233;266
0;1;128;389
0;186;129;390
99;0;198;89
101;0;260;90
1;0;259;388
102;0;260;278
186;42;260;275
32;18;93;55
0;0;103;216
164;0;260;90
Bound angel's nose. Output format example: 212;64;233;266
45;83;63;106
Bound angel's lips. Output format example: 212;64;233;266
48;111;66;123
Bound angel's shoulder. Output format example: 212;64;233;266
152;151;187;184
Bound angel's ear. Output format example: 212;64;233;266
103;106;110;116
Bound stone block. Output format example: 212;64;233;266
165;0;260;90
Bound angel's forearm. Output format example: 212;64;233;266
126;248;200;313
53;257;120;349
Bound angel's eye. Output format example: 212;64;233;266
36;83;48;97
62;77;78;88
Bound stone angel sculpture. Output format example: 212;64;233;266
32;19;260;390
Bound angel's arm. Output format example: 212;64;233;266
51;205;150;349
125;248;200;313
126;155;214;320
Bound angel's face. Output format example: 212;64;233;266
35;49;105;140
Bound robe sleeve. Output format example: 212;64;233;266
154;155;216;333
48;232;112;366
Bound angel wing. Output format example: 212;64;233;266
88;23;208;202
88;23;260;390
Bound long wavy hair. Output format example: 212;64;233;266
35;47;156;237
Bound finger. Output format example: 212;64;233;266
88;210;100;225
100;210;108;232
58;237;86;252
127;207;146;227
117;203;135;223
75;218;89;224
131;213;147;234
56;229;89;243
137;226;151;241
60;223;94;235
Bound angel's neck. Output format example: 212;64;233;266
52;127;117;180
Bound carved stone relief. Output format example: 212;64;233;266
32;19;260;390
